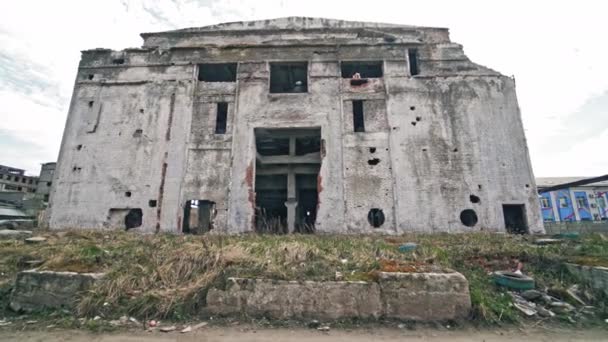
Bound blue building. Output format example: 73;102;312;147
536;177;608;222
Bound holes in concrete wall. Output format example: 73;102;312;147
368;158;380;166
215;102;228;134
369;147;376;153
148;200;157;208
411;121;417;126
453;148;458;152
416;116;421;121
410;106;416;111
133;129;143;137
478;184;483;190
198;63;237;82
270;62;308;93
470;195;481;204
353;100;365;132
72;166;82;172
340;61;383;78
422;148;427;152
112;58;125;65
139;109;144;114
503;204;528;234
460;209;478;227
525;184;530;188
408;49;419;76
125;209;142;229
88;101;94;108
87;74;94;80
125;191;132;197
368;208;385;228
76;144;83;150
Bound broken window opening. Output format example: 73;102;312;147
215;102;228;134
148;200;157;208
368;208;385;228
254;128;321;234
503;204;528;234
133;129;143;137
198;63;237;82
183;200;216;234
88;101;94;108
87;74;94;80
353;100;365;132
408;49;419;76
470;195;481;204
460;209;478;227
368;158;380;166
125;191;132;197
369;147;376;153
125;209;142;229
341;61;383;78
112;58;125;65
270;62;308;93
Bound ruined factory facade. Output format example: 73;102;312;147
48;17;543;234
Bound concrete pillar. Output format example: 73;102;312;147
286;137;297;233
549;191;560;222
569;189;581;221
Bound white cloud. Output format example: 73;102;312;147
0;0;606;176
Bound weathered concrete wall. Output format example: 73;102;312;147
10;270;105;312
48;17;543;234
566;263;608;297
206;272;471;321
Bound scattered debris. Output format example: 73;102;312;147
25;320;37;324
191;322;208;331
493;271;535;290
398;243;417;253
335;271;343;281
536;306;555;318
148;320;158;327
521;289;542;301
93;316;101;321
534;238;562;245
180;326;192;333
160;325;176;332
317;325;330;332
0;320;11;327
129;317;139;324
24;236;47;244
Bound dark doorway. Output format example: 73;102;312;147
254;128;321;234
125;209;143;229
503;204;528;234
183;200;215;234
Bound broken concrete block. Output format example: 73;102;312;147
565;263;608;297
9;270;105;312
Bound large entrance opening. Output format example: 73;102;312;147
502;204;528;234
183;200;215;234
254;128;321;234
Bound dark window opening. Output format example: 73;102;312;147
368;208;385;228
198;63;237;82
408;49;419;76
17;186;22;191
503;204;528;234
369;147;376;153
125;191;132;197
416;116;421;121
270;62;308;93
183;200;216;234
47;182;52;187
88;101;94;108
77;144;83;150
112;58;125;65
148;200;157;208
470;195;481;204
295;136;321;156
43;194;49;202
368;158;380;165
133;129;143;137
411;121;417;126
341;61;383;78
410;106;416;111
215;102;228;134
353;100;365;132
460;209;478;227
125;209;142;229
87;74;94;80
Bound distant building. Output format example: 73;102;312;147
537;177;608;222
0;165;38;193
35;162;56;202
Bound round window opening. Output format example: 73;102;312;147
368;208;385;228
460;209;478;227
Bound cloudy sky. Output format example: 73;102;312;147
1;0;606;176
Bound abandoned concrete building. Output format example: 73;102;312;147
48;17;543;234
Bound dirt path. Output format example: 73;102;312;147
1;326;606;341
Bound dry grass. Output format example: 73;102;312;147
1;230;607;323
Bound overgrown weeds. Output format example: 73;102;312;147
1;231;607;324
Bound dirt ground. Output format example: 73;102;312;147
1;326;606;342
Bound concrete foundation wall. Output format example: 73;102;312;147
48;17;543;234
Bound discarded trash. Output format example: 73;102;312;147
148;320;158;327
160;325;176;332
317;326;330;332
534;238;562;245
24;236;47;244
521;289;542;301
335;271;343;281
555;232;579;239
180;326;192;333
493;271;535;290
191;322;208;330
398;243;417;253
93;316;101;321
308;320;321;329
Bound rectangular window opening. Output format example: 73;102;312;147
198;63;237;82
408;49;419;76
183;200;215;234
341;61;383;78
270;62;308;93
215;102;228;134
353;100;365;132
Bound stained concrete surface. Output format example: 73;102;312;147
1;326;606;342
